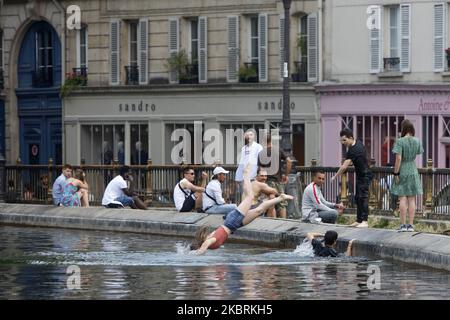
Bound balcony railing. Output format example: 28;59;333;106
0;68;3;89
72;67;88;86
32;68;53;87
239;62;259;83
383;57;400;72
292;60;308;82
180;64;199;84
125;65;139;85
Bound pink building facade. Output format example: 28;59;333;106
318;85;450;168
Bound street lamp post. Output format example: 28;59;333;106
280;0;301;218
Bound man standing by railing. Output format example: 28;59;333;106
332;129;373;228
52;164;72;206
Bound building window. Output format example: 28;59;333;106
166;123;205;164
446;145;450;168
383;5;400;72
34;30;53;87
125;21;139;85
250;16;259;65
341;115;404;166
131;124;149;165
81;124;125;165
293;15;308;82
190;19;199;65
423;116;440;167
77;26;88;69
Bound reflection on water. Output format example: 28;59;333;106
0;225;449;300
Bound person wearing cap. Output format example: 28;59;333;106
202;167;237;215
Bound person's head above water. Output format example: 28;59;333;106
190;225;210;250
324;230;338;246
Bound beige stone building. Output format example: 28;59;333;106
0;0;324;166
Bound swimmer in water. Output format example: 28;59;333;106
191;163;294;255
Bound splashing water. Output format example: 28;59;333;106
175;242;192;255
293;238;314;257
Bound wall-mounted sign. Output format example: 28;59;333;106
257;100;295;111
119;101;156;113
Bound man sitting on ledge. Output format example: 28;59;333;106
102;166;147;209
302;170;344;224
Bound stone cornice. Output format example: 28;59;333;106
315;84;450;96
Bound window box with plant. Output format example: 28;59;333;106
239;62;258;83
60;70;87;98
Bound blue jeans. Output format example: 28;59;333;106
205;204;237;215
318;209;338;224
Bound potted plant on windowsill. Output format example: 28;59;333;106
446;48;450;68
238;64;258;83
60;72;87;98
165;49;189;84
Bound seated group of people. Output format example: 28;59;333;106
174;166;346;226
52;164;147;209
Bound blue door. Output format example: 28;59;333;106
16;21;62;164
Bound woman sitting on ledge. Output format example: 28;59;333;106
61;169;90;207
191;164;293;255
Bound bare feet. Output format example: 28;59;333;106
280;194;294;201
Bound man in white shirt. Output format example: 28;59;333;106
235;129;263;182
302;171;345;223
174;167;207;212
102;166;147;209
203;167;237;215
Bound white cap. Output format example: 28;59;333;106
213;167;229;175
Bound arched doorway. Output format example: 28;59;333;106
16;21;62;165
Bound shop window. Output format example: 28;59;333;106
130;124;148;165
422;116;439;167
81;124;125;164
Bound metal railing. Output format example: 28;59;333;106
125;65;139;85
292;60;307;82
0;158;448;218
383;57;400;72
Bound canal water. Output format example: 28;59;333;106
0;225;449;300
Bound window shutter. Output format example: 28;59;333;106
227;15;239;82
369;9;382;73
400;4;411;72
434;3;445;72
198;16;208;83
279;15;285;80
110;19;120;85
307;12;318;82
258;13;268;82
138;18;149;84
168;17;179;83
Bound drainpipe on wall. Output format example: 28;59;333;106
317;0;323;83
52;0;66;164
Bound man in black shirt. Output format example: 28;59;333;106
307;230;355;257
332;129;373;228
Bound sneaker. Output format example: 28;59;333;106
406;224;415;232
398;224;408;232
350;222;360;227
356;221;368;228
